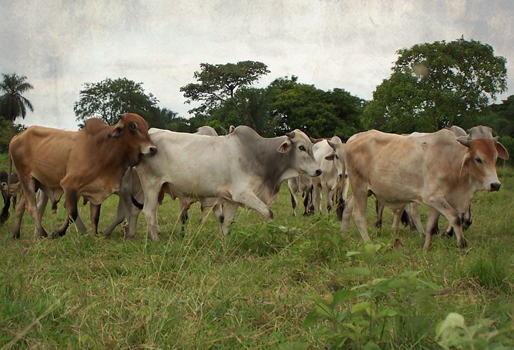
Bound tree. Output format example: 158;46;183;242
364;38;507;133
271;79;365;139
180;61;270;115
0;117;26;153
74;77;162;127
0;73;34;122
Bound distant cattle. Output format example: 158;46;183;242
288;136;347;216
0;171;19;221
103;126;224;238
312;136;347;214
341;127;508;250
134;126;322;241
7;113;156;239
287;175;314;216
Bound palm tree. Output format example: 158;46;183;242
0;73;34;122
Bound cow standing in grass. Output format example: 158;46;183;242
134;126;322;241
341;127;508;250
7;113;156;239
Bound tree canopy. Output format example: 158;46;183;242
180;61;270;115
74;77;163;127
364;38;507;133
0;73;34;122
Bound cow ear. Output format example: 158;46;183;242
459;153;472;178
277;139;292;153
457;136;471;148
108;124;125;138
496;141;510;160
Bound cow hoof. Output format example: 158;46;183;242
13;233;20;240
458;238;468;249
51;232;61;239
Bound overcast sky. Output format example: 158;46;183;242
1;0;513;129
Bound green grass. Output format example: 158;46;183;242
0;162;513;349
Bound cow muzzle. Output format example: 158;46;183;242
142;146;157;156
315;169;322;177
490;182;501;191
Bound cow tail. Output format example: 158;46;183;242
0;157;13;223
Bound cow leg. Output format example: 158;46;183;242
424;209;441;251
212;203;224;224
141;190;161;242
19;177;48;238
405;203;425;235
343;188;371;242
179;200;191;233
234;191;274;222
13;194;26;239
287;179;298;216
340;195;354;234
33;190;49;237
51;190;78;238
323;186;333;214
375;199;384;228
89;203;101;237
391;208;403;232
427;198;467;249
303;186;313;215
313;181;322;213
220;202;239;236
103;195;127;237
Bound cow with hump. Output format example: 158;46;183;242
340;127;508;250
8;113;157;239
135;125;322;241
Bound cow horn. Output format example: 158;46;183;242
456;135;472;147
327;140;336;150
309;136;317;144
286;131;296;139
493;136;499;142
119;114;126;120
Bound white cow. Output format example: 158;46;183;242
135;126;322;241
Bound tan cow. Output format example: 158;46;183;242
8;113;156;239
341;127;508;250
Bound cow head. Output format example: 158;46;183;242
325;136;346;180
457;135;509;191
278;130;322;177
112;113;157;166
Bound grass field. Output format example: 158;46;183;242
0;153;513;349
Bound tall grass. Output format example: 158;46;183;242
0;163;513;349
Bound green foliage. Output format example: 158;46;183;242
74;77;163;127
271;79;365;139
0;117;25;153
180;61;270;115
0;73;34;122
297;243;441;349
365;38;507;133
436;312;514;349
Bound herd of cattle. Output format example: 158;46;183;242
0;113;509;250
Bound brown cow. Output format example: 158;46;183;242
8;113;156;239
341;127;508;250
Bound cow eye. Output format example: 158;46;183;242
299;145;306;151
475;157;483;164
130;122;137;130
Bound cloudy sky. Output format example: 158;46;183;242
1;0;513;129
